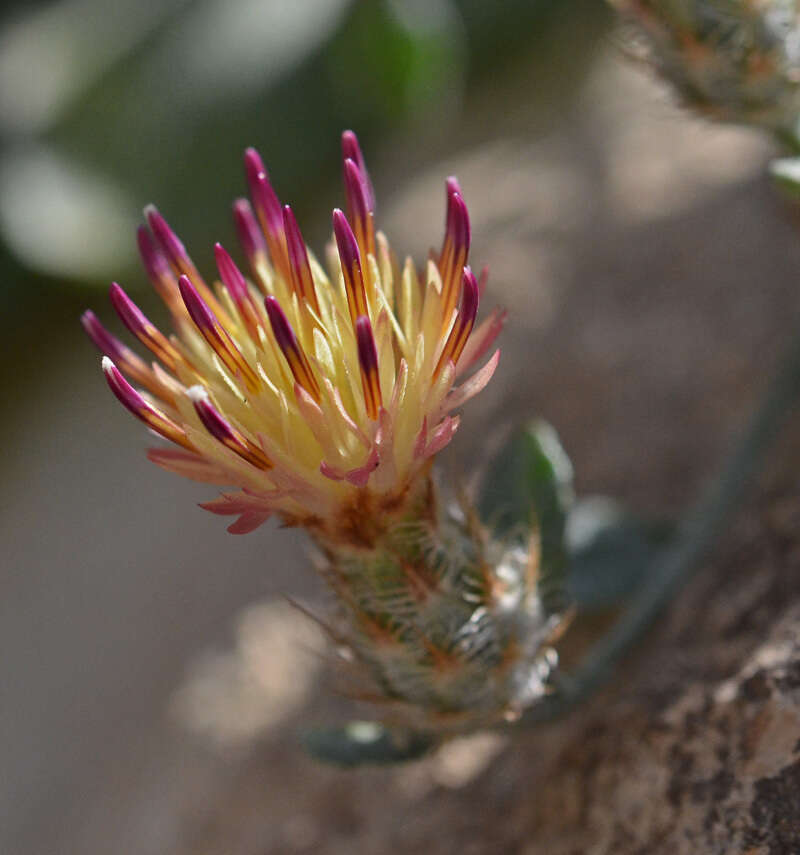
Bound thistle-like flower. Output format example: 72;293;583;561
83;132;564;732
611;0;800;132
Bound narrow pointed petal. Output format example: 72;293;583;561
198;490;273;533
82;310;146;372
439;185;471;327
244;149;283;239
333;208;368;324
146;447;231;484
226;512;272;534
232;198;267;263
344;444;380;486
145;206;229;323
189;386;271;469
282;205;319;311
178;275;259;390
244;148;291;282
145;205;194;278
264;296;321;401
214;243;248;301
355;315;382;420
455;307;506;375
424;415;460;458
341;130;375;211
343;158;375;260
435;267;479;377
109;282;180;370
214;243;262;341
137;225;171;283
443;348;501;414
102;357;192;449
82;309;173;401
136;225;184;314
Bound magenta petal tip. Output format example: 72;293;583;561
341;130;360;158
343;157;372;222
189;385;235;443
136;225;171;280
145;204;190;267
282;204;303;246
264;295;297;354
460;266;479;323
102;356;145;415
232;198;266;260
243;147;267;182
282;205;314;296
332;208;360;267
448;192;471;251
178;274;217;334
244;153;283;239
109;281;150;336
214;243;247;300
341;130;375;210
82;310;130;364
355;315;379;374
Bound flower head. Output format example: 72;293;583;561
81;133;571;735
84;132;504;541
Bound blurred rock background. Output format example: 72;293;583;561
2;1;799;853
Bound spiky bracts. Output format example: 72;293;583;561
82;132;562;730
315;478;563;731
612;0;800;131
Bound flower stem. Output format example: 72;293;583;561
522;327;800;725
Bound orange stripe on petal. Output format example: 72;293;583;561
189;387;271;470
145;206;232;326
102;357;193;450
434;267;479;378
355;314;382;420
109;282;182;371
264;296;321;401
333;209;368;325
282;206;320;313
343;158;375;263
438;180;471;333
178;275;260;392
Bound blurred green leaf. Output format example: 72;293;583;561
478;420;573;615
565;497;672;610
302;720;436;767
769;155;800;198
326;0;465;123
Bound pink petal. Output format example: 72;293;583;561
456;308;506;376
413;416;428;461
227;512;271;534
146;448;230;484
424;415;460;457
320;461;345;481
442;349;500;415
198;490;275;533
344;445;380;486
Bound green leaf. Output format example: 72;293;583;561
566;497;672;610
769;156;800;198
478;420;574;615
302;721;436;767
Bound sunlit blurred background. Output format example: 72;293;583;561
3;1;800;853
